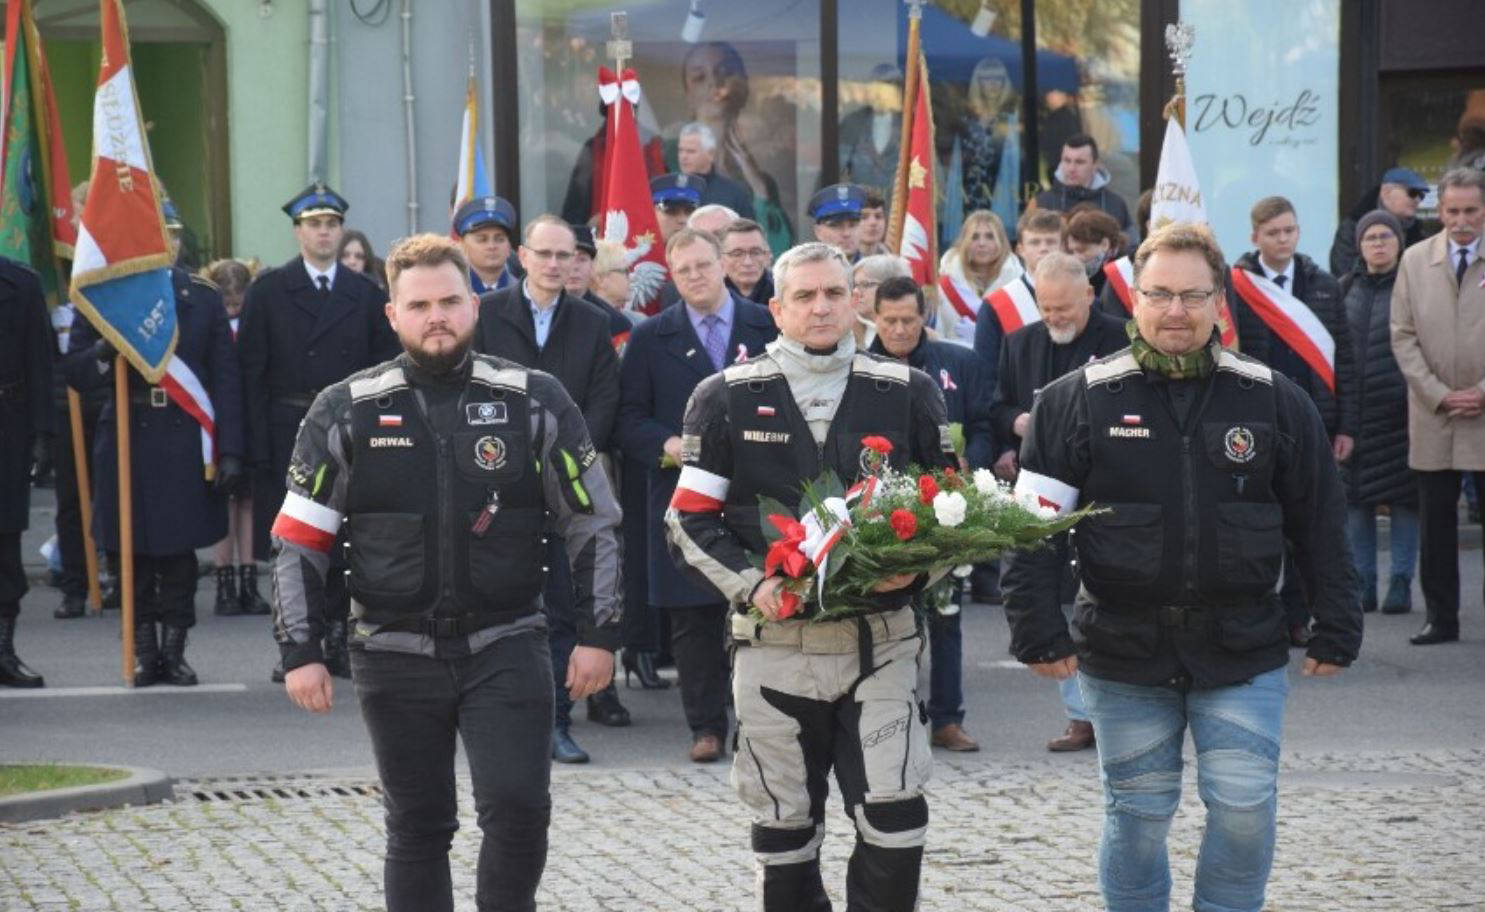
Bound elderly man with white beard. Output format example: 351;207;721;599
990;251;1127;752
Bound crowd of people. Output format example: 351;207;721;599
1;114;1482;911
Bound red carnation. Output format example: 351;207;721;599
890;508;918;541
861;435;893;455
776;590;801;620
918;474;939;504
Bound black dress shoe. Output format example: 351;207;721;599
53;594;87;619
552;727;589;764
1409;623;1459;645
586;685;631;727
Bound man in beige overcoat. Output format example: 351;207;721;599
1390;167;1485;645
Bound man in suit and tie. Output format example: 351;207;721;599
1391;167;1485;646
617;227;778;762
237;182;395;680
473;215;627;762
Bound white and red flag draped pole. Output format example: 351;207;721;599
887;0;936;292
596;12;667;315
69;0;183;683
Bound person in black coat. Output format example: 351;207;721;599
616;227;778;762
236;183;394;678
676;122;757;220
991;252;1128;752
0;258;52;687
67;269;245;686
868;275;992;753
1231;196;1357;646
1340;210;1418;615
473;215;627;759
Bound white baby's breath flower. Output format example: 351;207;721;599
932;491;968;528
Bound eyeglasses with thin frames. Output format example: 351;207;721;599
526;248;573;263
1135;287;1216;310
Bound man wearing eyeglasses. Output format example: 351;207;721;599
1231;196;1356;648
1002;222;1362;912
474;214;625;763
719;218;774;304
1329;167;1435;278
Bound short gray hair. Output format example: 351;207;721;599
773;242;852;298
688;204;739;230
1034;250;1090;287
679;121;718;153
1438;167;1485;200
851;253;911;286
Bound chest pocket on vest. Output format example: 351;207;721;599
453;430;528;484
1201;421;1284;592
1075;503;1163;587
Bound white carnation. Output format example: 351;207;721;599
932;491;968;528
1037;504;1058;520
972;468;998;496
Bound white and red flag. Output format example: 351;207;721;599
595;66;667;315
888;9;936;291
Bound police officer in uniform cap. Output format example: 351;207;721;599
651;172;704;242
67;237;245;686
667;241;955;910
238;181;395;680
452;195;518;295
0;257;52;687
1001;223;1362;911
273;234;621;912
809;183;867;263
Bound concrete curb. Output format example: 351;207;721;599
0;765;174;824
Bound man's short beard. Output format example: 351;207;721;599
405;336;471;374
1048;324;1080;345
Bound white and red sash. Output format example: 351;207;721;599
1230;267;1335;392
936;273;982;322
158;357;217;478
986;279;1041;334
1103;256;1135;315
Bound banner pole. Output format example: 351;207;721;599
66;388;103;614
114;356;135;685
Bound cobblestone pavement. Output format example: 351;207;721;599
2;748;1481;911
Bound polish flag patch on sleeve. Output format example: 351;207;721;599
670;465;730;513
270;490;344;553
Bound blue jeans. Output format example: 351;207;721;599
1059;674;1088;722
1079;667;1290;912
927;609;963;729
1346;504;1418;586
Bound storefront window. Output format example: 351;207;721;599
1379;76;1485;218
514;1;822;254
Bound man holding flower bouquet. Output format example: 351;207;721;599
666;241;957;911
1001;223;1363;912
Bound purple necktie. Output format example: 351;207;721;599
702;314;726;371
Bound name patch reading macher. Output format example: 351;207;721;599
370;436;415;448
742;430;791;444
1107;426;1151;439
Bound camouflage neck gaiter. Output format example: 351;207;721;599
1125;320;1219;380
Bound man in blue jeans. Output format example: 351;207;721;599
1001;223;1362;911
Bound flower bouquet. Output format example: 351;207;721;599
754;436;1096;622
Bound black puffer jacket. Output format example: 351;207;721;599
1339;266;1415;506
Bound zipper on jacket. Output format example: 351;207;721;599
1181;436;1198;600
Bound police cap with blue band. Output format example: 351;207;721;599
650;173;705;208
282;181;349;222
809;183;866;223
452;195;517;239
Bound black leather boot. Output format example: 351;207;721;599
214;566;240;616
586;684;631;727
238;565;271;616
159;625;198;686
0;616;44;688
133;621;161;687
323;619;351;679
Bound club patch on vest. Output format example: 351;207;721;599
742;430;790;444
1107;425;1153;439
369;436;415;448
466;401;508;426
474;435;508;470
1223;426;1256;463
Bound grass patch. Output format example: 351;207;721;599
0;764;130;797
